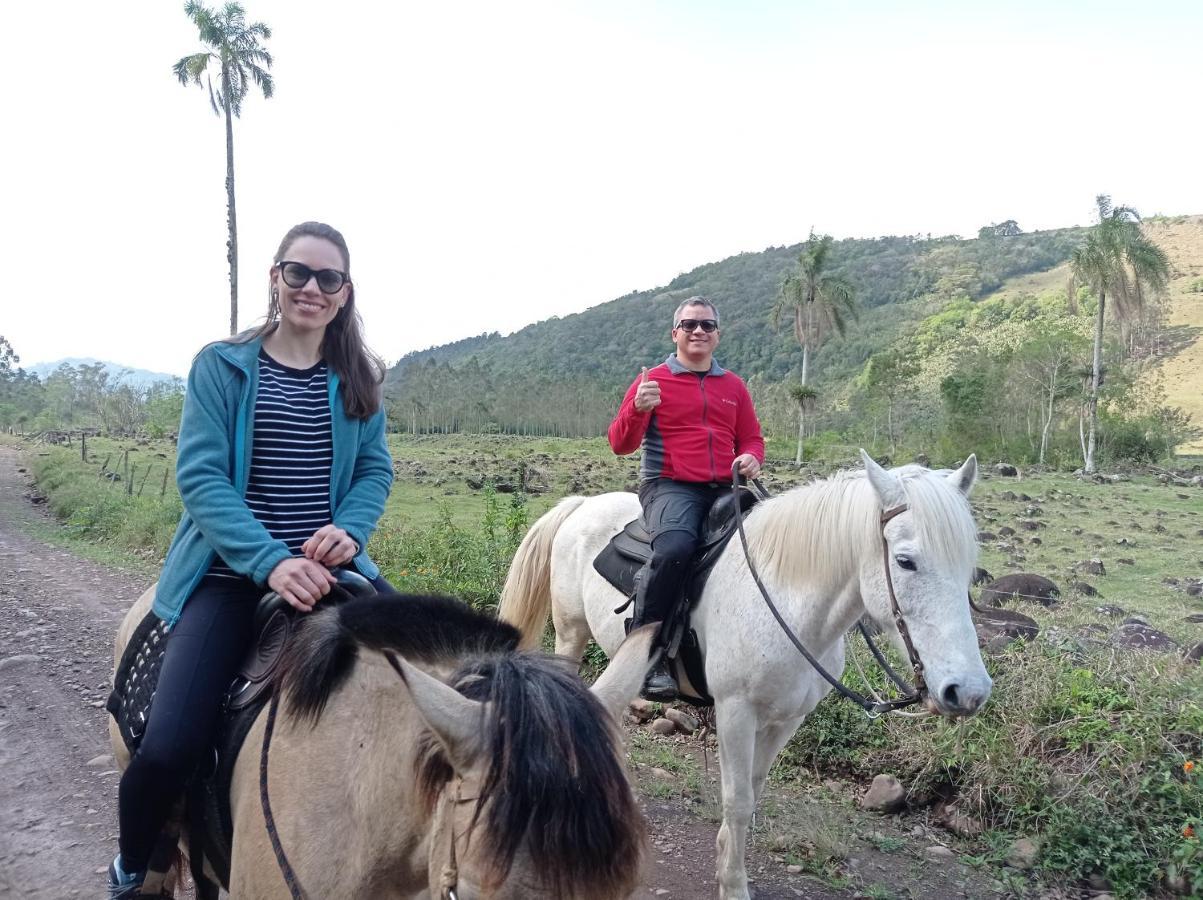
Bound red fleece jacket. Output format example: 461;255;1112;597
609;359;765;484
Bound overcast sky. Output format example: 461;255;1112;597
4;0;1201;377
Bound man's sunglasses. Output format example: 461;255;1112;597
675;318;719;333
277;261;349;294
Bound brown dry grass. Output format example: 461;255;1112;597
1142;215;1203;454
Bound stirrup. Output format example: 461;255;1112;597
641;659;679;703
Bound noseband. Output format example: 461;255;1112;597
731;465;929;716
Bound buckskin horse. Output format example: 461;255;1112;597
498;452;992;900
110;586;655;899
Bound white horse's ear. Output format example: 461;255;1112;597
946;453;978;497
391;653;484;771
860;449;905;510
590;624;658;720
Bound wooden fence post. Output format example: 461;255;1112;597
81;432;87;462
127;464;135;496
137;466;152;497
160;467;170;498
98;454;112;480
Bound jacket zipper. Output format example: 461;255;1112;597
699;373;716;481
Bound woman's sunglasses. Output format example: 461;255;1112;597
277;261;349;294
675;318;718;333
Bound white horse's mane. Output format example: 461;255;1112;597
745;465;978;592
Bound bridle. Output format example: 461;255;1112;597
259;648;472;900
731;463;929;717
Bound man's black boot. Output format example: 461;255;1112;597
641;655;678;702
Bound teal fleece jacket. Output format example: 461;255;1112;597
153;336;394;625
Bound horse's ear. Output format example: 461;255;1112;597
946;453;978;497
590;624;658;720
860;449;905;510
391;653;484;771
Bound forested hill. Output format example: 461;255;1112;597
385;226;1083;435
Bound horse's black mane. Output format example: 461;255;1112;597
279;591;520;723
277;589;643;900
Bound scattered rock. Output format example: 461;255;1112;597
1116;558;1135;566
980;573;1059;607
85;754;114;768
1075;559;1107;576
1095;605;1126;618
934;800;984;837
1184;614;1203;624
994;463;1018;476
1110;623;1179;653
628;699;657;723
1068;580;1100;597
924;845;956;861
973;605;1039;648
1006;837;1040;870
977;531;997;542
1122;614;1150;627
664;707;699;735
1185;642;1203;665
860;774;906;813
998;525;1016;537
650;717;677;736
0;654;41;671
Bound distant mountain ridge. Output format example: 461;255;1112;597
387;226;1085;388
25;358;180;389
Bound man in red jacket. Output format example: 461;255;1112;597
609;296;765;699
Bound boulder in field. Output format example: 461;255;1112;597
860;774;906;813
1075;559;1107;576
1095;605;1126;618
979;574;1059;607
1110;624;1179;653
995;463;1018;476
973;605;1039;648
1186;642;1203;665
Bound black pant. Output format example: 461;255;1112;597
117;571;391;871
633;479;724;633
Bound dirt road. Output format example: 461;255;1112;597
0;444;1003;899
0;445;148;897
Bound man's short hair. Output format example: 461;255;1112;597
672;296;720;328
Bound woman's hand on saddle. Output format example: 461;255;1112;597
734;453;761;479
302;524;360;568
268;557;338;612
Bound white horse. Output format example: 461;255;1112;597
498;451;992;900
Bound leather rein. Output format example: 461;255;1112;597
259;649;467;900
731;462;928;717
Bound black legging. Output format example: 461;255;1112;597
117;571;392;871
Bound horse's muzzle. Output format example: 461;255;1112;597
928;675;992;718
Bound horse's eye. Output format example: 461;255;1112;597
895;555;917;571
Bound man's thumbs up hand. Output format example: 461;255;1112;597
634;367;661;413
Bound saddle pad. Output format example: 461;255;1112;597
106;612;171;752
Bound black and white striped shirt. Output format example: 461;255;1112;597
209;350;333;578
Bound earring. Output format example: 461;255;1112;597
271;288;279;303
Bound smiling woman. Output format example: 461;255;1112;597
105;221;394;898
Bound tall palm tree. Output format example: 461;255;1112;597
173;2;273;335
772;231;857;463
786;382;818;466
1070;195;1169;473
